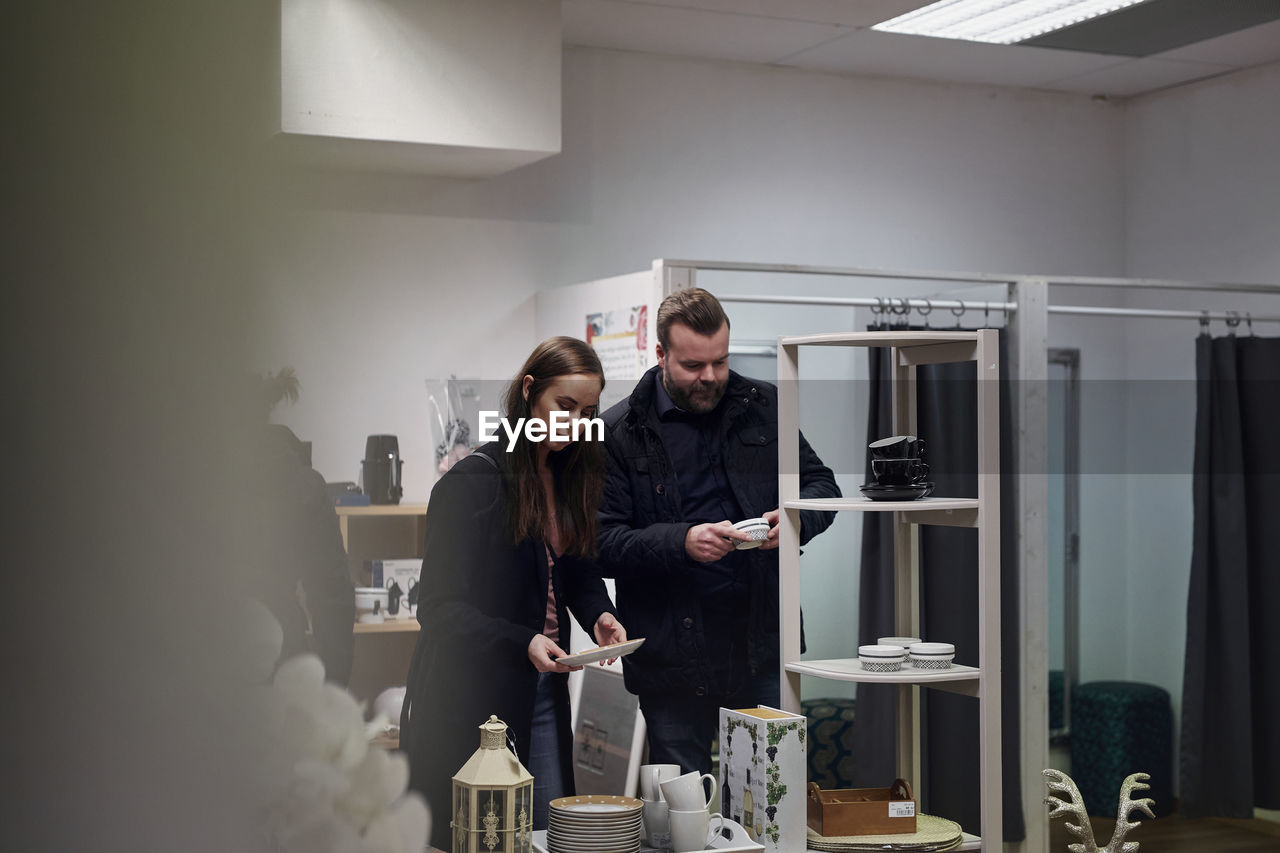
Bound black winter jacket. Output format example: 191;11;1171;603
596;367;840;696
401;444;617;850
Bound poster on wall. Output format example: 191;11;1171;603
587;306;647;410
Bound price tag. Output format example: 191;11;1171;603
889;801;916;818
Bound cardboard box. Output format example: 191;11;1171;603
719;706;806;853
367;558;422;618
806;778;917;837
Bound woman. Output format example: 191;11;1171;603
401;337;626;850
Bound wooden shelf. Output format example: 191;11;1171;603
785;658;980;685
371;731;400;750
779;331;979;348
785;496;979;527
785;496;978;512
334;503;427;571
779;327;1001;848
353;619;420;634
807;833;980;853
335;503;428;517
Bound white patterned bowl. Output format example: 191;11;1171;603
877;636;921;663
909;642;955;669
732;517;770;550
859;644;908;672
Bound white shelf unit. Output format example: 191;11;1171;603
777;329;1001;851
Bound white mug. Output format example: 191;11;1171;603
642;798;671;849
668;808;724;853
660;770;718;812
640;763;682;801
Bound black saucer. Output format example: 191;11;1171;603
859;481;933;501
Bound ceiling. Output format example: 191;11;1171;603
562;0;1280;97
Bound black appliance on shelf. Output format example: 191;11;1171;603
362;434;403;505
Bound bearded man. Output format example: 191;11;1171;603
595;287;840;775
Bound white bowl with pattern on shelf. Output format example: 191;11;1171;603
877;636;922;665
908;642;955;669
858;644;908;672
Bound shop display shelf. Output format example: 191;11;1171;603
353;619;420;635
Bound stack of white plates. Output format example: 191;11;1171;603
546;795;644;853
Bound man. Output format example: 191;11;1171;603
596;288;840;775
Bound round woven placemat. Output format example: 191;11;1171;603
806;812;963;851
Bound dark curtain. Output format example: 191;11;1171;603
853;323;1025;842
1180;333;1280;817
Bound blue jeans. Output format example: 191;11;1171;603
528;672;565;829
639;668;781;777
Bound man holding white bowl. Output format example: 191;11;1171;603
595;288;840;776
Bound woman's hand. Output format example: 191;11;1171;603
528;634;579;673
593;612;628;665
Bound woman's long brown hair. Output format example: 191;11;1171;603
501;336;605;557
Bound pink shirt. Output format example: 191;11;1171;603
543;511;560;643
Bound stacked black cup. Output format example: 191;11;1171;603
861;435;931;500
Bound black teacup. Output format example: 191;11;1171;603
869;435;925;459
872;457;929;485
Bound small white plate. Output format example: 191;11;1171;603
554;638;645;667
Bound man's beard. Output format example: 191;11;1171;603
662;366;726;414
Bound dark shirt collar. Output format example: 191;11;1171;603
654;370;686;420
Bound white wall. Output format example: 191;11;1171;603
260;47;1130;712
262;47;1127;500
281;0;561;175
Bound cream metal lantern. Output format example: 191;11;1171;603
451;715;534;853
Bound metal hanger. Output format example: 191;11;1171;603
918;298;933;329
1226;310;1241;336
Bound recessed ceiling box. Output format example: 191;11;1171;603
280;0;561;177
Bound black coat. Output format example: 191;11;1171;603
401;443;617;851
596;367;840;696
250;424;355;684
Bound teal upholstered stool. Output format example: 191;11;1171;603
1049;670;1065;732
802;697;857;789
1070;681;1173;817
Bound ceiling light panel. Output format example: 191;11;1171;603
872;0;1153;44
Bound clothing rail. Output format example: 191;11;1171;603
717;293;1280;324
673;258;1280;295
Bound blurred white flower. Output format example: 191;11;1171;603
258;645;430;853
236;597;285;684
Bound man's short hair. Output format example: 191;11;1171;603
657;288;730;349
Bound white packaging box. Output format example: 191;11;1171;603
719;705;807;853
368;558;423;618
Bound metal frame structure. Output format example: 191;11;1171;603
650;257;1280;853
1048;348;1081;742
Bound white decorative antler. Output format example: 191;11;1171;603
1043;769;1099;853
1104;773;1155;853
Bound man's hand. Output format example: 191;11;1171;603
528;634;580;673
685;521;751;562
593;612;628;665
759;508;781;550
